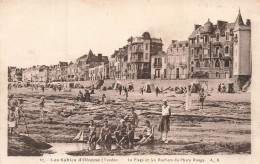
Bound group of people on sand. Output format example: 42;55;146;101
77;90;91;102
8;95;25;135
81;99;173;148
118;85;128;100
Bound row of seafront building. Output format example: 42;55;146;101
8;10;251;85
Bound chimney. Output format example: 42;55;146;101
171;40;177;44
194;24;201;30
98;53;102;61
246;19;251;26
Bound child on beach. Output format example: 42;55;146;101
8;107;16;135
88;120;96;143
137;120;154;145
98;120;112;144
114;119;128;145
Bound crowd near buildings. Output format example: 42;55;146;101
8;10;251;85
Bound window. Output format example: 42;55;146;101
204;60;210;67
183;46;185;51
191;49;194;56
225;46;229;54
145;53;148;60
145;44;148;50
215;60;220;67
226;33;229;40
177;47;178;52
191;61;194;65
224;60;229;67
203;49;208;55
197;35;200;43
196;61;200;68
216;72;220;78
216;47;219;55
196;49;199;55
216;34;219;41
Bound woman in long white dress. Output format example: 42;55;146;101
185;85;192;112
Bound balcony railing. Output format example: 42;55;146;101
153;63;162;68
132;48;143;53
212;53;219;58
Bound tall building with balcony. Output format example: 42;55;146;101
151;51;167;79
188;10;251;79
127;32;163;79
166;40;189;79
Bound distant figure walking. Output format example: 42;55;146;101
39;97;45;121
185;85;192;112
91;84;95;94
158;99;171;143
101;94;106;104
124;87;128;100
198;88;206;112
118;85;122;95
156;87;160;97
140;87;144;95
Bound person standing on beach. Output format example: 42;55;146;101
124;87;128;100
158;99;171;143
8;107;16;135
198;88;206;112
118;85;122;95
156;87;160;97
185;85;192;112
39;97;45;121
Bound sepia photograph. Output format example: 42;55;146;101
0;0;260;163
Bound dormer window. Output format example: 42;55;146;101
216;33;220;41
196;35;200;43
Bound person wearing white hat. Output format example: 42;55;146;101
158;99;171;143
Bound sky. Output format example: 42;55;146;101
0;0;259;68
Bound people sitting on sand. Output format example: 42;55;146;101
88;120;96;143
77;91;83;101
97;120;112;144
126;123;134;147
137;120;154;145
114;119;128;145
